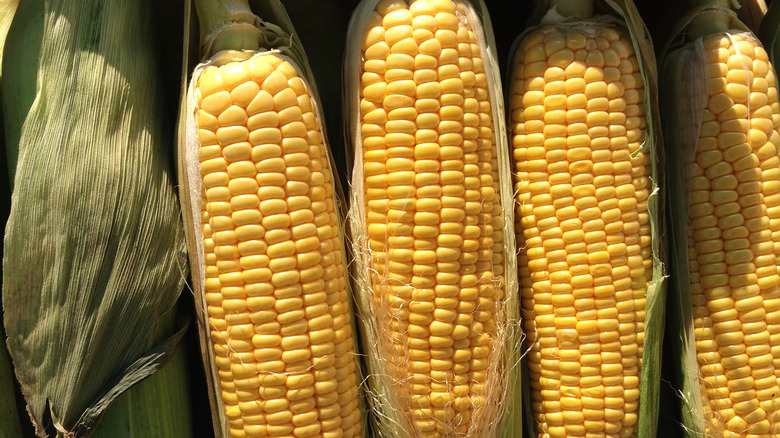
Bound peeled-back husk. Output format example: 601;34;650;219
2;0;191;436
508;1;667;437
176;1;367;437
343;1;523;436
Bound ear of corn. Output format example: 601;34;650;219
661;0;780;436
344;0;522;436
508;1;666;437
178;1;365;437
1;0;193;436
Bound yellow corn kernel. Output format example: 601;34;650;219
512;24;650;437
688;34;780;437
196;53;361;438
359;0;504;435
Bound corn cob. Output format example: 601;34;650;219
345;0;521;436
662;1;780;436
509;1;664;437
180;1;362;437
689;34;780;436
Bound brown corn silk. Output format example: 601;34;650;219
179;1;363;437
346;0;521;436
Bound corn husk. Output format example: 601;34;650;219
758;0;780;64
660;0;769;436
84;307;193;438
735;0;767;34
1;0;40;187
176;1;366;437
343;1;522;436
1;0;192;436
0;329;22;438
0;2;24;437
509;1;667;437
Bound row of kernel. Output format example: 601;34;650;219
512;24;650;437
197;53;360;437
688;34;780;437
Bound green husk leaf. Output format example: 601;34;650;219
0;328;23;438
735;0;767;34
1;0;42;187
2;0;190;435
177;1;367;437
660;42;709;437
0;1;24;437
758;0;780;65
659;3;766;437
509;1;667;437
344;1;522;436
0;0;18;84
86;309;192;438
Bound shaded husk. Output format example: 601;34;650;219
0;1;24;437
2;0;192;436
758;0;780;65
735;0;767;34
86;307;194;438
176;1;367;437
509;1;667;437
660;2;768;436
0;329;23;438
1;0;41;187
343;1;523;436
